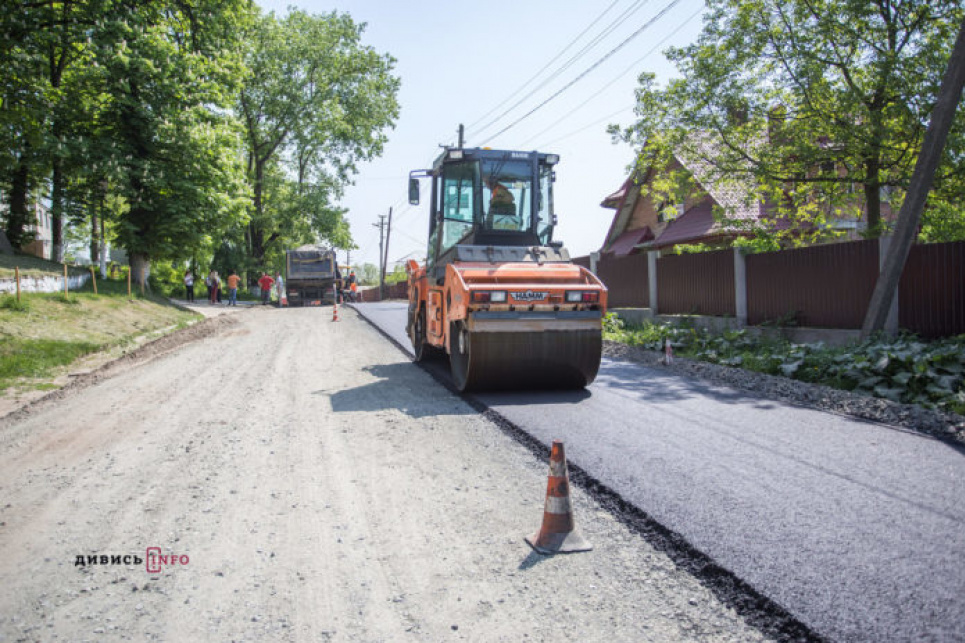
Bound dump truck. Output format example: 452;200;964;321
405;146;607;391
285;246;340;306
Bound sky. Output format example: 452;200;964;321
254;0;707;269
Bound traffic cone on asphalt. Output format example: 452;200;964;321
525;440;592;555
332;301;339;322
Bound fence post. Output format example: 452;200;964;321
648;251;659;314
15;266;20;302
63;264;68;297
734;247;747;326
878;236;900;334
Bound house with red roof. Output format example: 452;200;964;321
599;136;881;257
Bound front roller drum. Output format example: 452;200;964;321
449;321;602;392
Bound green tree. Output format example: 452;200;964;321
353;262;379;286
90;0;252;286
239;9;399;266
0;0;55;248
615;0;965;239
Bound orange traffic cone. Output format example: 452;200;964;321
332;302;339;322
525;440;592;554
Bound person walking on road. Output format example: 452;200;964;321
184;270;195;302
257;272;275;305
208;270;220;305
226;270;242;306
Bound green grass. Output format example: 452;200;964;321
0;286;201;393
0;337;101;383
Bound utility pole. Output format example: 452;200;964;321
457;123;464;148
373;214;386;300
861;17;965;336
382;207;393;301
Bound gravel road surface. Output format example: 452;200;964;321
353;301;965;643
0;304;779;642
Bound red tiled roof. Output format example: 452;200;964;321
606;227;654;255
652;202;719;247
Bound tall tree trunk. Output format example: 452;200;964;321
6;154;33;250
129;251;151;291
90;207;100;265
862;17;965;336
863;156;882;237
51;150;65;263
249;159;267;266
99;204;108;278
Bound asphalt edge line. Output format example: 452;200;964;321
350;302;827;643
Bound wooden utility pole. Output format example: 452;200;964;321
862;17;965;337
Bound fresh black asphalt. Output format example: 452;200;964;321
352;301;965;643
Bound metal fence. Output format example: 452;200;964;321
576;238;965;338
746;239;879;328
596;253;649;308
658;250;735;316
899;240;965;338
357;282;407;303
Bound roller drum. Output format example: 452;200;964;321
449;322;601;392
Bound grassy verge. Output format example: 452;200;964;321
0;279;200;392
603;314;965;415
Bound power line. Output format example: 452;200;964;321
522;3;704;149
466;0;624;134
485;0;685;144
471;1;651;141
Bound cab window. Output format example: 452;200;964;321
440;162;477;253
537;164;554;244
481;159;532;232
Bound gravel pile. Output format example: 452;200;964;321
603;340;965;445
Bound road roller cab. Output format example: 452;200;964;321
406;146;607;391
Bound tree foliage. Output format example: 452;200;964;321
615;0;965;241
2;2;399;287
238;9;400;267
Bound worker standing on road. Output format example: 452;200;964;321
347;270;358;302
257;272;275;305
184;270;195;303
226;270;242;307
208;270;220;305
275;272;286;307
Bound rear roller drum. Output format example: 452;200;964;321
449;320;601;392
